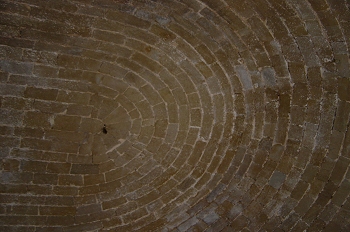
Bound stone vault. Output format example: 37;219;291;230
0;0;350;231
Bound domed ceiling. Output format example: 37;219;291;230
1;0;350;231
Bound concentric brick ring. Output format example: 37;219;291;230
1;0;350;231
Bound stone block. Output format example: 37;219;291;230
269;171;286;189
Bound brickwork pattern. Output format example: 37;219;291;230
0;0;350;231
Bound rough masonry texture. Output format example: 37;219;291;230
0;0;350;231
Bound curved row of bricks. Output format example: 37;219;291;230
0;0;350;231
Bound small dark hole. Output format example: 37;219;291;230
102;124;107;134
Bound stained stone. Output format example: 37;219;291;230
269;171;286;189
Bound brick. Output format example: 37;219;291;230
57;54;80;69
14;125;42;138
56;90;90;105
292;82;308;106
0;60;33;75
77;58;102;72
7;205;38;215
196;61;213;78
92;30;124;44
269;171;286;189
53;115;81;131
274;117;289;144
332;180;350;206
53;186;78;196
33;173;58;185
289;62;307;83
58;174;83;186
281;42;304;62
71;164;99;174
39;206;75;216
132;52;162;73
78;185;100;195
2;2;30;16
330;157;350;185
0;215;46;225
122;207;148;224
66;221;103;232
0;135;19;147
23;111;52;128
98;40;132;56
150;24;176;42
20;160;47;173
0;83;25;97
76;204;101;215
338;78;350;101
1;158;20;171
45;130;86;143
22;49;57;65
334;101;350;132
190;108;201;127
140;84;163;105
102;197;127;210
47;163;71;174
106;10;151;29
277;93;290;117
93;18;124;32
20;138;52;151
290;180;309;200
32;100;67;114
0;108;23;126
84;174;104;186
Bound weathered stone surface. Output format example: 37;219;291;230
269;171;286;189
